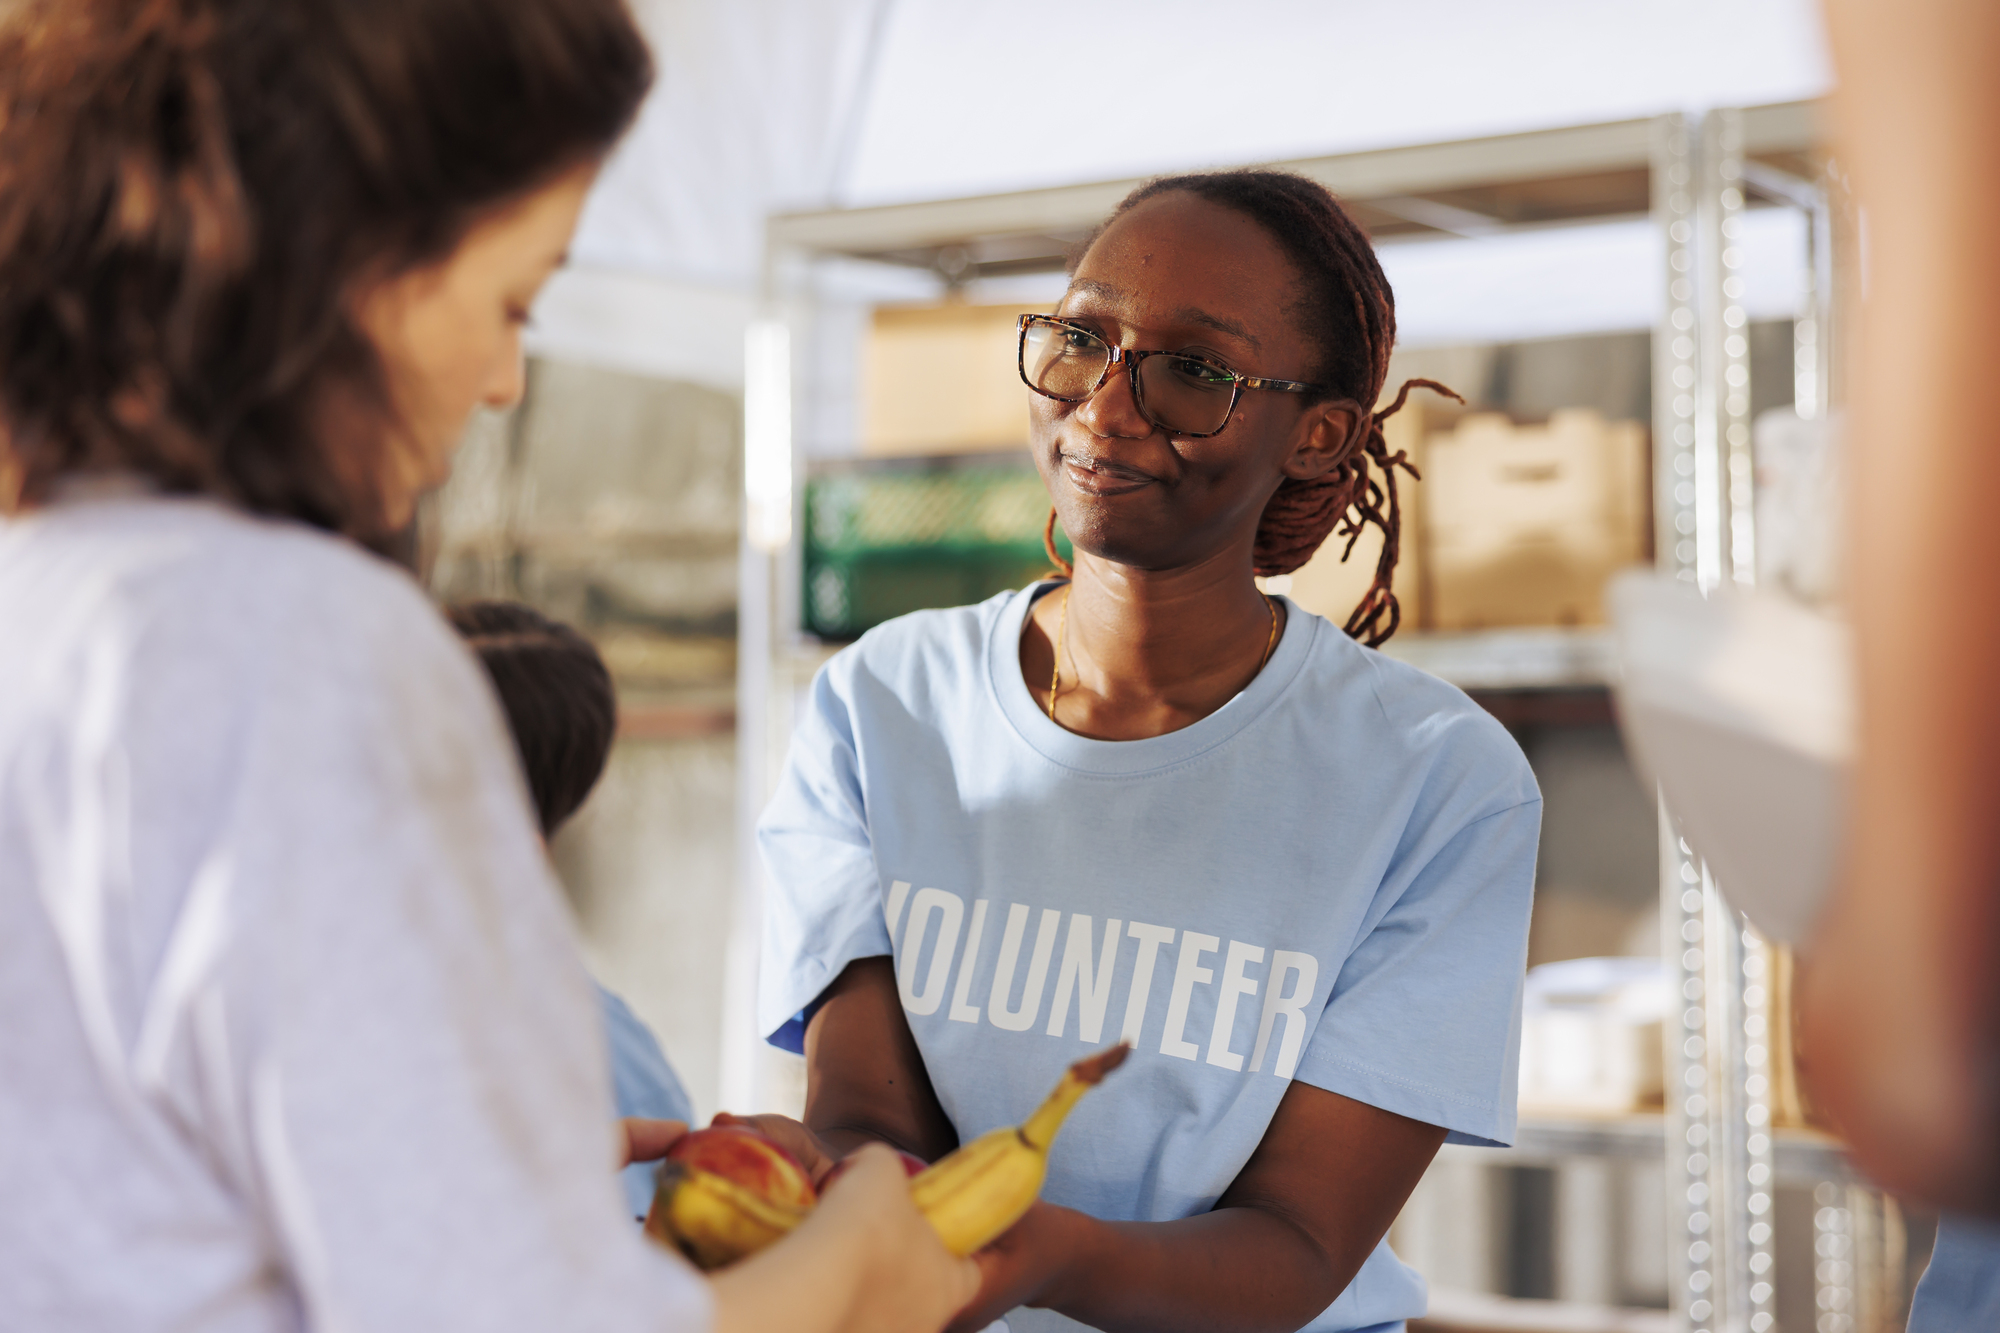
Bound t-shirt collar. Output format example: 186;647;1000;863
986;579;1316;777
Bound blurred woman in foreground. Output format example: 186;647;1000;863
0;2;973;1330
1803;0;2000;1219
1802;0;2000;1324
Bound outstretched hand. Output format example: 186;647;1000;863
618;1117;687;1168
814;1145;982;1333
942;1200;1077;1333
711;1144;980;1333
711;1111;842;1184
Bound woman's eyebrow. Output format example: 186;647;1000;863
1063;278;1120;306
1177;306;1259;349
1061;279;1260;349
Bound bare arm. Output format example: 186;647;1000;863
1803;0;2000;1213
805;956;962;1162
959;1080;1444;1333
805;958;1445;1333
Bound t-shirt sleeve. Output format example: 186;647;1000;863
756;658;893;1048
600;985;696;1125
1293;797;1541;1147
599;984;696;1218
207;568;710;1333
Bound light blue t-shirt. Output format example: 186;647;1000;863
597;984;694;1219
1909;1215;2000;1333
758;586;1540;1333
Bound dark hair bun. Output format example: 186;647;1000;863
448;601;617;837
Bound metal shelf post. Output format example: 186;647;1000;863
1656;107;1779;1333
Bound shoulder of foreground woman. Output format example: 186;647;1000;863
119;500;500;754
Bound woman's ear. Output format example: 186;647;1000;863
1280;399;1367;482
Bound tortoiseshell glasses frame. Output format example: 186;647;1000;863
1016;313;1323;439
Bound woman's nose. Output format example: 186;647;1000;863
483;338;527;411
1074;360;1151;439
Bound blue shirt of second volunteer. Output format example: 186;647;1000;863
758;585;1541;1333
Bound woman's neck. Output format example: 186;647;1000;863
1026;547;1282;742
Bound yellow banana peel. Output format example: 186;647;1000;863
910;1042;1130;1256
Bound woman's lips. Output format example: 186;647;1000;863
1061;455;1155;496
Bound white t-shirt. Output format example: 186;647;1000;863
0;493;709;1333
760;584;1541;1333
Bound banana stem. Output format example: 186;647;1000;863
1021;1044;1130;1151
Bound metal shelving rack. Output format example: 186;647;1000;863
1654;110;1891;1333
738;101;1886;1332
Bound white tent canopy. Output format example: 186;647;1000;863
529;0;1831;385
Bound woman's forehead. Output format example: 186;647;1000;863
1065;193;1297;348
1064;277;1262;350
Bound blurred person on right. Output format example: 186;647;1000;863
1803;0;2000;1324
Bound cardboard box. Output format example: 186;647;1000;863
1424;408;1648;629
862;303;1042;456
1517;957;1668;1117
1518;1008;1665;1117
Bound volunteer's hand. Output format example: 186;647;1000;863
712;1110;841;1185
943;1200;1079;1333
618;1117;687;1168
817;1144;980;1333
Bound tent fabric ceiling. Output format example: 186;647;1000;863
569;0;1830;288
570;0;889;286
841;0;1831;207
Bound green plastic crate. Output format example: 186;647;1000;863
803;464;1068;639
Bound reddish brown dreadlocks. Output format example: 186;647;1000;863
1041;169;1460;647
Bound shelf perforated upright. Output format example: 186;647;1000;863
1655;107;1781;1333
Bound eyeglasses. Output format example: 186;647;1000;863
1016;313;1322;439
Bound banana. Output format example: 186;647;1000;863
910;1042;1130;1256
646;1159;809;1271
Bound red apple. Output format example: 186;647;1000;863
665;1125;817;1210
821;1147;928;1191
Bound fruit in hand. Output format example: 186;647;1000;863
821;1147;928;1190
643;1045;1129;1268
666;1125;818;1210
644;1126;817;1270
910;1043;1130;1256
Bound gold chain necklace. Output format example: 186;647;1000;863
1047;586;1280;725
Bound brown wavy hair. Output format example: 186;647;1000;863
0;0;652;540
1046;170;1460;646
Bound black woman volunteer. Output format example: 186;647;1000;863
757;172;1541;1333
0;2;973;1331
